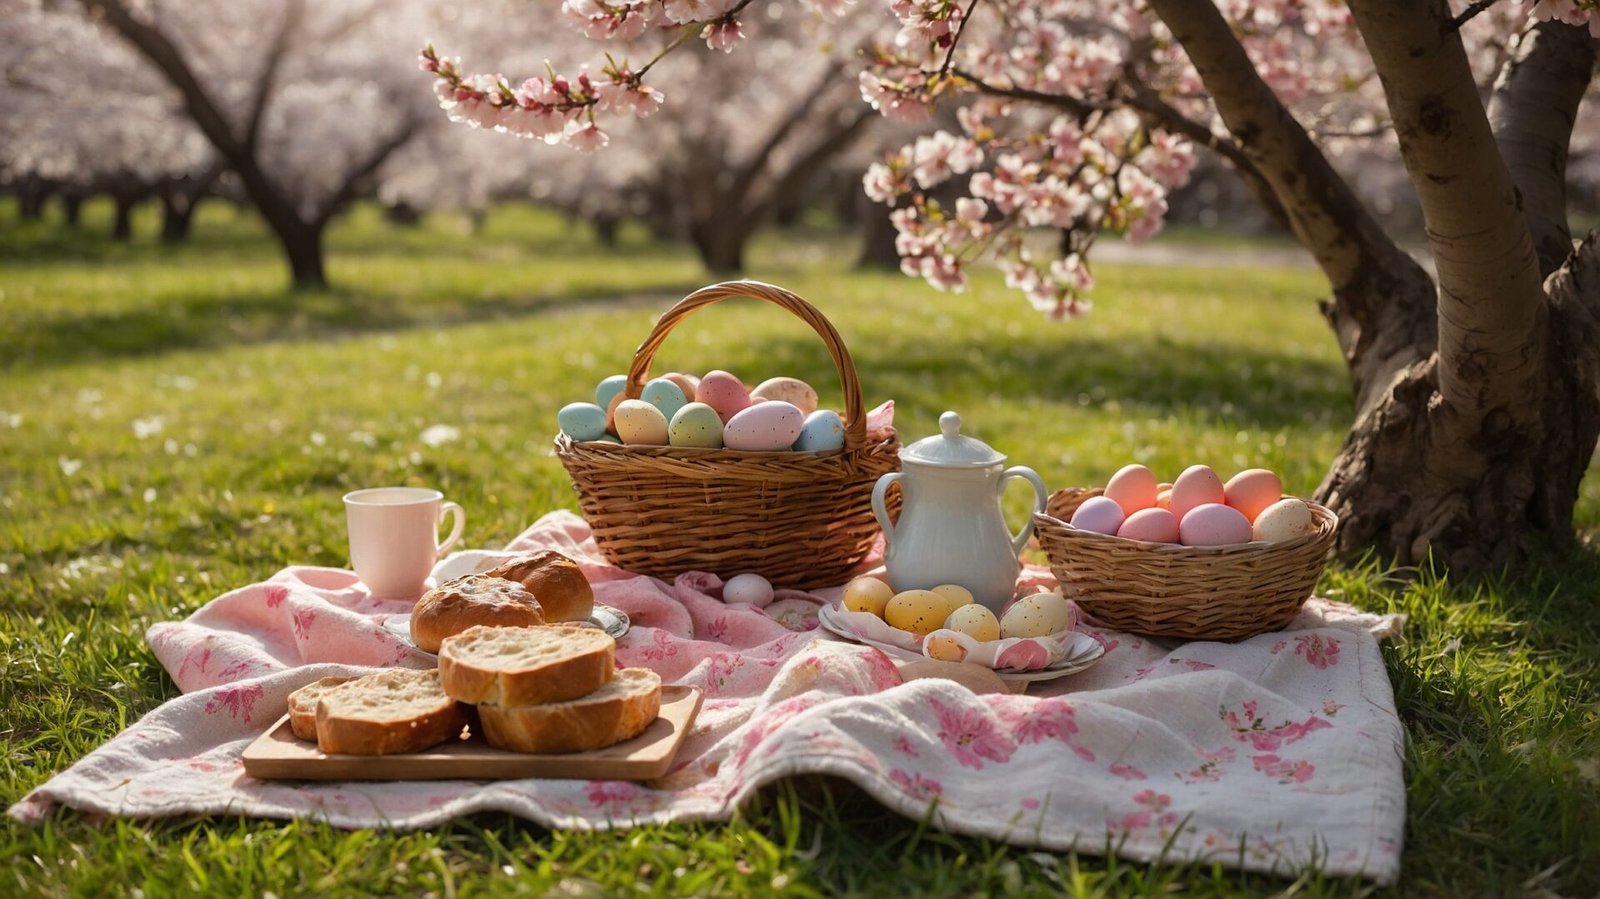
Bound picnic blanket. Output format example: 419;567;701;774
10;511;1408;884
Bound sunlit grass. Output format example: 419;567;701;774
1;200;1596;897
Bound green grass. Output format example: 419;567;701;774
2;199;1597;897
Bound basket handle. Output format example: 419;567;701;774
625;280;869;446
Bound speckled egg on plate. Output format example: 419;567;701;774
723;401;804;451
750;377;818;414
695;370;752;424
668;402;725;448
843;576;894;616
792;409;846;452
613;399;669;445
557;402;609;442
945;604;1000;642
924;632;969;662
884;589;949;636
1000;591;1074;638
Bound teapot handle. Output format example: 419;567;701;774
872;472;903;545
1003;466;1049;555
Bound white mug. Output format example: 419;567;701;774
343;487;465;599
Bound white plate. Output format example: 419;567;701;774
816;603;1105;685
382;604;631;657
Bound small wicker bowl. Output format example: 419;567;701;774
1033;487;1338;640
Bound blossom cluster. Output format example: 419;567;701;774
1526;0;1600;36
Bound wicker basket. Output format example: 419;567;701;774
554;280;900;589
1033;487;1337;640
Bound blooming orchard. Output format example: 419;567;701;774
426;0;1598;319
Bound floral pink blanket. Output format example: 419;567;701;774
10;511;1407;884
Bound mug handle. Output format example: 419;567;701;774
436;501;466;558
1003;466;1049;555
872;472;903;544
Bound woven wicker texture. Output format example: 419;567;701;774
1034;487;1337;640
555;281;901;589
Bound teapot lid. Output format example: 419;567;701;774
900;411;1006;467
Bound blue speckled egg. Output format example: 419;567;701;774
640;378;689;421
595;374;629;411
792;409;846;452
557;402;610;442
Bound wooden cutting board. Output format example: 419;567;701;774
242;685;703;782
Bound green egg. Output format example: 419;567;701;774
668;402;725;449
641;378;689;421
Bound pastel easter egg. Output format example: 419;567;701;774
1155;487;1173;510
723;401;805;452
667;402;725;449
925;632;969;662
557;402;609;442
1224;468;1285;522
695;370;752;424
592;434;622;444
660;372;699;401
1170;464;1226;520
884;589;949;636
1179;503;1253;547
750;377;819;415
640;378;689;421
1252;498;1318;543
1069;496;1125;535
605;392;627;433
931;583;975;613
1104;464;1159;514
1000;591;1074;638
1117;507;1180;544
792;409;846;452
842;576;894;616
612;399;669;445
944;604;1000;642
723;573;774;607
595;374;629;412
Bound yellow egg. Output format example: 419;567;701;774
612;399;669;445
1000;591;1074;638
884;589;949;636
925;633;969;662
930;584;975;614
944;604;1001;642
842;576;894;617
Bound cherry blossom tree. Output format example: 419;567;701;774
429;0;1600;570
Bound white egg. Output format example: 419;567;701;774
1000;591;1074;638
1252;498;1318;543
723;573;775;607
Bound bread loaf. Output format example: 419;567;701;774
477;667;662;753
410;574;545;653
438;625;614;706
286;675;356;740
484;551;594;623
313;668;467;755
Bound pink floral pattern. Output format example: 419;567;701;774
203;683;263;723
1109;762;1147;780
999;696;1096;761
889;768;943;801
291;608;317;641
1110;789;1180;836
1252;754;1315;784
1220;700;1332;752
1295;634;1341;669
929;698;1016;769
263;585;288;608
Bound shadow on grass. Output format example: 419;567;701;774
3;279;704;373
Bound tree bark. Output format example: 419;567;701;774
1487;20;1599;276
161;193;198;242
1145;0;1439;415
856;195;901;270
283;223;328;289
17;178;49;221
60;194;83;228
689;219;747;274
1314;0;1591;570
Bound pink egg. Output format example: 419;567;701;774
1224;468;1284;522
1069;496;1126;535
695;370;752;424
1116;507;1179;544
1169;464;1226;520
722;401;805;451
1104;464;1159;514
660;372;700;401
1178;503;1253;547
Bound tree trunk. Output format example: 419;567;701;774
60;194;83;228
591;213;620;248
161;193;199;242
690;219;746;274
18;179;49;221
112;194;137;241
282;223;327;289
856;196;901;270
1314;0;1581;570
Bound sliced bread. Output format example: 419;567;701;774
477;667;663;754
438;625;615;706
286;675;357;740
313;668;467;756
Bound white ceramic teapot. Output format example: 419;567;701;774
871;411;1049;613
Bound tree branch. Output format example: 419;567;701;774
1345;0;1546;424
242;0;305;153
947;67;1103;119
1487;19;1598;276
314;119;420;227
748;105;876;224
1145;0;1438;410
1446;0;1504;32
727;58;848;208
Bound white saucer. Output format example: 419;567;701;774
382;604;631;657
816;604;1105;686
